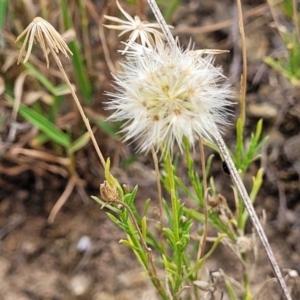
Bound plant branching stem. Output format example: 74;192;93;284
236;0;247;124
114;199;168;300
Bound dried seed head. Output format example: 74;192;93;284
100;181;120;203
16;17;72;67
104;0;171;54
193;280;215;292
236;235;254;253
208;194;227;209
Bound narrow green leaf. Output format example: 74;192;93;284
0;0;8;28
21;107;70;147
60;0;92;105
24;63;56;94
141;216;147;240
68;131;90;154
235;117;244;166
6;97;71;147
224;279;238;300
0;0;7;51
93;119;119;138
142;198;151;216
254;119;263;143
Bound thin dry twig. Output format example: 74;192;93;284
48;175;77;224
85;0;116;73
173;3;268;35
236;0;247;124
197;138;208;262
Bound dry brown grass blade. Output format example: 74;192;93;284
236;0;247;124
48;175;78;224
12;71;31;121
173;4;268;35
85;0;116;74
10;148;70;166
0;164;31;176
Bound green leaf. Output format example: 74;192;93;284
7;98;71;147
91;196;120;213
93;119;119;137
0;0;8;29
24;63;62;95
142;198;151;216
224;279;238;300
60;0;92;105
235;117;244;166
68;131;90;154
162;227;176;245
141;216;147;240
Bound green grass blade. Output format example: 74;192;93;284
60;0;92;105
7;95;71;147
68;132;90;154
25;63;70;96
0;0;7;28
19;105;71;147
0;0;8;48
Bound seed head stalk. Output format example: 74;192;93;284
48;47;106;168
15;17;106;169
146;1;291;299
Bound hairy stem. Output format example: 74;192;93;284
212;122;291;300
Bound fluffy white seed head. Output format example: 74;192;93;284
106;43;233;154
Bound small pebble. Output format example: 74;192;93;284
76;235;92;253
69;274;91;296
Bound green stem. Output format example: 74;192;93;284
164;149;182;291
242;254;251;300
164;150;179;240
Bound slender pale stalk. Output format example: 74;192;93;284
47;46;106;169
293;0;300;42
197;137;208;261
146;0;176;48
211;122;291;300
236;0;247;124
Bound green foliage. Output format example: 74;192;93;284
60;0;92;104
93;116;268;298
265;1;300;85
265;30;300;85
157;0;180;22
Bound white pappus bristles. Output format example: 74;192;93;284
106;43;233;154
